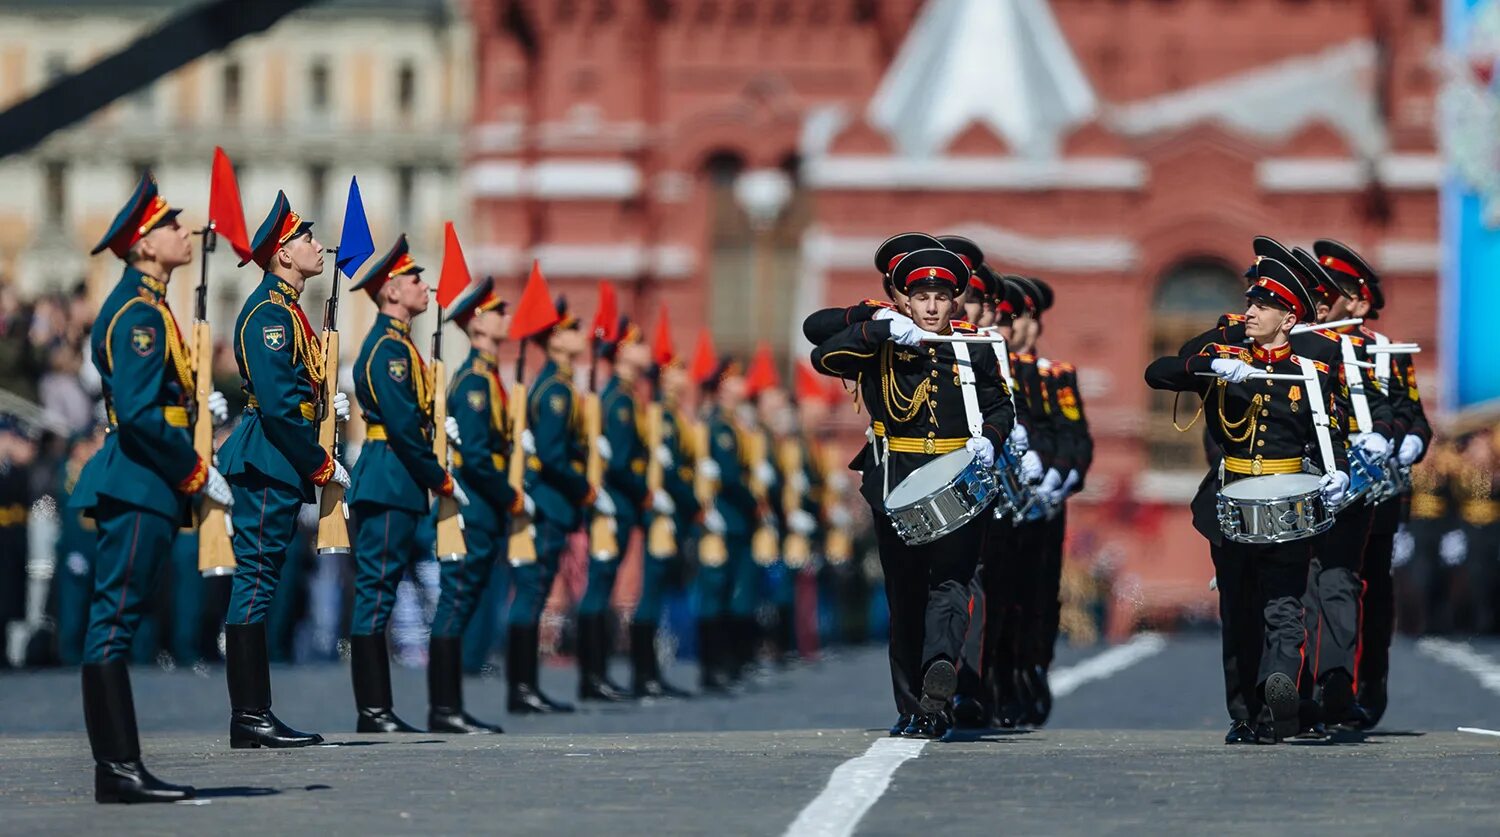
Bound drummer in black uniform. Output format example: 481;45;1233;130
1146;258;1349;744
809;247;1015;740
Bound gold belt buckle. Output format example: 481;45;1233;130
924;438;935;455
1251;459;1263;476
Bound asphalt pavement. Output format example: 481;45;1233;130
4;634;1499;835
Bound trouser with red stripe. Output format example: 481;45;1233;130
85;499;179;663
349;503;421;638
226;473;302;626
1210;538;1313;722
1302;504;1374;691
1357;497;1401;698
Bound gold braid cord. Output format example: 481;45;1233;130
879;344;931;425
154;303;194;393
281;302;325;388
1171;391;1205;433
1216;382;1264;447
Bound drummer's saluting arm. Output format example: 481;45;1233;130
802;299;894;347
1144;344;1220;395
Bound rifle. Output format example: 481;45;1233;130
507;341;536;563
778;435;810;570
693;420;728;567
315;248;350;556
744;424;779;567
432;308;466;562
644;399;675;559
193;222;235;577
583;390;620;560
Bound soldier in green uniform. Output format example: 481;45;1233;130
629;345;699;698
217;192;350;748
509;299;595;714
347;236;469;732
428;276;514;733
72;173;235;803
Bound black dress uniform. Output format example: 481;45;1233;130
1146;258;1349;744
810;247;1015;739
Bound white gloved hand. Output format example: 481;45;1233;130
652;489;676;516
1439;529;1467;568
1354;432;1391;460
328;459;351;490
203;466;233;507
332;391;351;423
1020;450;1044;483
1392;528;1414;568
448;480;470;507
521;492;536;518
704;507;727;535
883;312;923;347
1008;423;1029;454
521;429;537;456
699;458;722;482
1062;469;1081;496
789;470;810;494
593;489;617;517
965;437;995;469
1040;468;1063;500
1210;358;1256;384
207;391;229;427
596;436;614;463
789;508;818;536
754;460;776;487
829;505;853;530
1319;470;1349;508
655;443;674;469
445;415;461;447
873;307;901;321
1398;435;1425;466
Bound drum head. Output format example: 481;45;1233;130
1220;473;1320;500
886;449;975;507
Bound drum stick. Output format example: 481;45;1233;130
919;334;1010;345
1194;371;1306;382
1292;318;1362;334
1365;344;1420;354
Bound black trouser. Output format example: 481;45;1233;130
1026;506;1068;669
982;517;1041;705
1304;504;1373;687
1357;498;1401;695
874;514;987;715
1458;522;1500;635
1211;538;1313;722
1400;518;1448;635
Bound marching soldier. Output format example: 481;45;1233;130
346;236;469;732
426;276;514;734
810;247;1016;740
1146;258;1349;744
217;192;350;748
511;298;597;714
72;173;234;802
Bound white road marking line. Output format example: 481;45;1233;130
784;738;927;837
1415;637;1500;697
784;633;1168;837
1050;632;1166;697
1457;727;1500;738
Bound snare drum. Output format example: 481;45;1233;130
1345;447;1388;508
1216;473;1335;544
885;448;998;546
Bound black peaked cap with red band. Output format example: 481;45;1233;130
937;235;988;294
975;264;1003;303
1313;239;1381;315
874;232;943;275
1010;275;1051;317
1000;273;1034;316
1246;257;1316;321
1290;246;1349;305
1252;236;1342;304
891;248;969;295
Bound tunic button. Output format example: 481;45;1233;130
931;370;939;378
1259;425;1267;432
1257;440;1265;447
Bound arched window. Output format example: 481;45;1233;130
1146;259;1244;472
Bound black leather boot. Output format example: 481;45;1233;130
508;626;574;714
83;661;195;804
227;623;323;748
428;636;502;734
595;613;634;696
697;618;734;694
350;634;419;733
578;614;630;702
1030;664;1053;726
631;622;690;699
919;659;958;715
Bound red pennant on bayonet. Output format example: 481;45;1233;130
509;260;560;340
688;328;717;386
745;341;780;397
652;305;674;367
436;222;471;309
592;281;619;343
208;147;251;262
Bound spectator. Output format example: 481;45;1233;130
38;342;93;436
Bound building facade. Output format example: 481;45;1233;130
467;0;1445;628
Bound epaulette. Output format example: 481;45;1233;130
860;299;895;310
269;290;285;305
950;320;977;333
385;327;404;340
1310;328;1341;342
1017;353;1035;363
1056;361;1076;372
1218;313;1246;326
1204;343;1252;361
1300;358;1330;373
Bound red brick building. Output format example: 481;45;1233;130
464;0;1443;631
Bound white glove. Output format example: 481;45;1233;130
652;489;675;516
1319;470;1349;508
655;443;674;469
329;459;351;490
789;508;818;536
1020;450;1044;483
445;415;461;447
1008;423;1030;454
754;460;776;487
1440;529;1467;567
829;505;853;530
521;429;537;456
332;391;350;423
1392;528;1414;568
1040;468;1063;500
1062;469;1081;496
699;458;722;482
521;492;536;518
1210;358;1256;384
789;470;810;494
203;466;233;507
593;489;617;517
873;307;901;321
1398;435;1425;466
207;391;229;427
965;437;995;469
704;507;727;535
595;436;614;463
1354;432;1391;460
883;312;923;347
448;480;470;508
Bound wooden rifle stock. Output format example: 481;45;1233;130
778;438;810;569
315;329;350;555
644;403;675;559
821;445;852;564
693;422;727;566
583;393;619;560
192;318;235;576
506;383;537;563
745;427;778;566
432;358;466;562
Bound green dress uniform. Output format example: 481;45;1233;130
694;389;758;691
347;238;456;733
216;192;332;748
54;451;98;666
70;173;200;802
425;276;511;733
